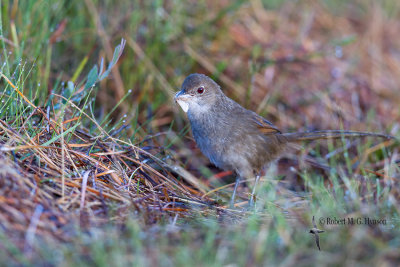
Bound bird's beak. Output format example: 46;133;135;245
174;90;190;113
174;90;189;101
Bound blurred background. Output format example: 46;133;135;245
3;0;400;133
1;0;400;265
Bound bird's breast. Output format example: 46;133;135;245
188;112;233;168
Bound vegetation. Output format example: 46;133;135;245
0;0;399;265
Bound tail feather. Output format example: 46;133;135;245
283;130;394;142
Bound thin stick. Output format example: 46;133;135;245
61;113;65;198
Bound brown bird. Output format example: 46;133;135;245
309;216;324;251
174;73;394;206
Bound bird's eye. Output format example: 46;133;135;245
197;87;205;94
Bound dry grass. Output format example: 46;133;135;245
0;80;221;245
0;0;400;265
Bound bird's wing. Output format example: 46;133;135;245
312;216;317;228
252;114;281;135
315;234;321;250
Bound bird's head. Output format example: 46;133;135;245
174;73;222;113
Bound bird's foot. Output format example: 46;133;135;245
248;175;260;208
229;176;241;208
229;198;236;209
248;195;256;208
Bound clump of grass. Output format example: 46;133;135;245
0;38;222;246
0;0;400;266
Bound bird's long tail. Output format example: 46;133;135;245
283;130;394;142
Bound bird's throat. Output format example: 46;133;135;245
176;100;189;113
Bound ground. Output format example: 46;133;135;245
0;1;399;266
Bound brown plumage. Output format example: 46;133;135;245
174;73;394;206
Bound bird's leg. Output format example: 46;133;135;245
249;174;261;207
230;176;241;208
